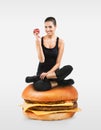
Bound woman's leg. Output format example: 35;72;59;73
34;78;74;91
34;79;52;91
25;65;73;83
25;75;40;83
46;65;73;80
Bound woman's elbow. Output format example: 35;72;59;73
39;58;45;63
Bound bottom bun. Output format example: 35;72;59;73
23;110;76;121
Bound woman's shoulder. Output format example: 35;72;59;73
58;37;64;45
57;37;64;49
58;38;64;42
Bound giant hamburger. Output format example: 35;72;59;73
21;84;80;120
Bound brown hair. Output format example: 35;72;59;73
44;17;57;26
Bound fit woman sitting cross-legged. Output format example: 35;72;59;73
25;17;74;91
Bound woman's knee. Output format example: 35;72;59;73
65;65;73;72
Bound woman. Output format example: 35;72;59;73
25;17;74;91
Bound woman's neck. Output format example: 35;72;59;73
45;34;56;40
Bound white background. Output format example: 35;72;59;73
0;0;101;129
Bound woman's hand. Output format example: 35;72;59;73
34;29;45;63
34;33;41;41
33;28;41;42
40;72;47;79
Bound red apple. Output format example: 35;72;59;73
33;28;40;34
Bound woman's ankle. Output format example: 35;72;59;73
50;81;58;88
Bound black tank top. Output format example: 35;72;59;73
36;37;59;75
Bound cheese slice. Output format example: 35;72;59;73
21;101;74;112
28;108;81;115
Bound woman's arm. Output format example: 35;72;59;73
35;34;45;63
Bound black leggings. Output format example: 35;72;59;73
34;78;52;91
34;65;73;91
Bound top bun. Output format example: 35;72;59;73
22;84;78;102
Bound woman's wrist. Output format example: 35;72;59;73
36;40;41;46
47;71;53;74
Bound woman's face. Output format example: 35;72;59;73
44;21;56;36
